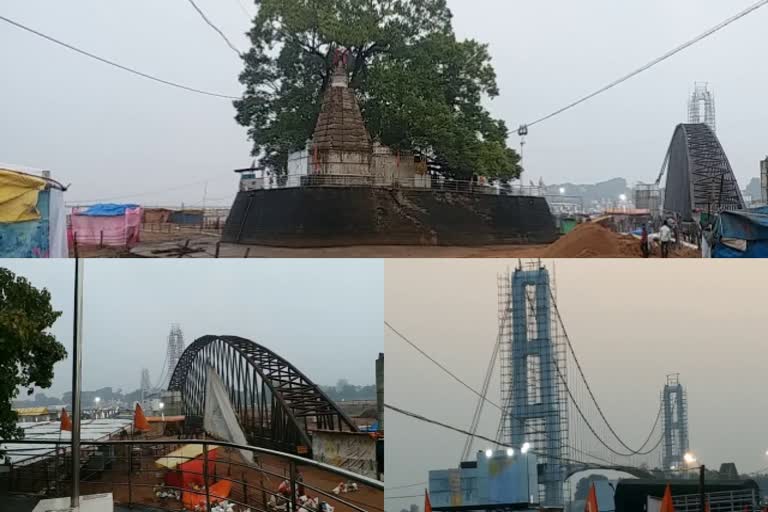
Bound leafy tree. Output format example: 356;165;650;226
0;268;67;440
235;0;521;181
574;474;608;500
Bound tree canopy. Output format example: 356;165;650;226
235;0;521;181
0;268;66;440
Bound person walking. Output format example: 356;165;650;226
640;225;651;258
660;220;673;258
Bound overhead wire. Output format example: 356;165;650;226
185;0;243;55
385;321;502;410
0;15;240;100
386;403;655;472
519;0;768;129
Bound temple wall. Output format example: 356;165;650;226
222;187;558;247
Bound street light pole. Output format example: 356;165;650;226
70;258;84;509
699;464;706;512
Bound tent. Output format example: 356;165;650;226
155;444;220;490
711;207;768;258
69;203;142;247
0;168;68;258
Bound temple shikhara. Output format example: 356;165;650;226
241;51;429;190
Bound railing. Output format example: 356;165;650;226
240;174;544;197
671;489;758;512
0;438;383;512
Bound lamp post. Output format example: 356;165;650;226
521;442;531;504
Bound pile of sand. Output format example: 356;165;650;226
541;223;699;258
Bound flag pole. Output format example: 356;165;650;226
70;258;84;508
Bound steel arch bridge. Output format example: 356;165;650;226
168;335;358;456
661;123;744;221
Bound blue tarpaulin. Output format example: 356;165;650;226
78;203;140;217
713;208;768;258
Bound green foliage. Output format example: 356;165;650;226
235;0;521;180
574;474;608;500
0;268;66;440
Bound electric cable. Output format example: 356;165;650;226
518;0;768;130
0;14;240;100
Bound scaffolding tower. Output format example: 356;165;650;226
688;83;716;133
140;368;151;402
661;374;690;471
166;324;185;386
499;262;568;507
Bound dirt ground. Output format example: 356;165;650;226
116;222;701;258
67;220;701;258
73;445;381;512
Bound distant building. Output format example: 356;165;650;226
429;449;538;510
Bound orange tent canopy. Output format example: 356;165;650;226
585;483;599;512
660;484;675;512
182;479;232;509
134;403;151;432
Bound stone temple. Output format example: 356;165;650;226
223;55;557;247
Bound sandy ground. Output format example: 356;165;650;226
69;221;701;259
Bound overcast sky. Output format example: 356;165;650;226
2;1;766;205
385;260;768;509
2;259;383;398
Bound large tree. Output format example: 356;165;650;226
0;268;67;440
235;0;521;181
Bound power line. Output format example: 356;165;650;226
0;14;240;100
386;402;651;471
385;321;502;410
185;0;242;55
386;482;428;491
520;0;768;130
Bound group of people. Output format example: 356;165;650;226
639;219;677;258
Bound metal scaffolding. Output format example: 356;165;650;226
661;373;690;471
688;83;716;133
166;324;185;387
499;262;568;507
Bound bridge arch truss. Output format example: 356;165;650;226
168;335;358;455
662;123;744;221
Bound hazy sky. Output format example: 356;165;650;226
385;260;768;509
1;259;383;398
2;1;767;205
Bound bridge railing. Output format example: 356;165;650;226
0;438;383;512
239;173;545;197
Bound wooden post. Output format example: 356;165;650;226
244;247;251;258
202;443;212;512
99;230;104;248
128;442;133;506
215;242;221;258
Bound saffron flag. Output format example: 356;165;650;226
60;408;72;432
660;484;675;512
585;483;599;512
133;403;151;432
425;489;432;512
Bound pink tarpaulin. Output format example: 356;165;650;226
69;207;142;247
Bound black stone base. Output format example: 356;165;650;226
222;187;559;247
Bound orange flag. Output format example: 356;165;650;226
425;489;432;512
660;484;675;512
585;483;599;512
133;403;151;432
60;408;72;432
